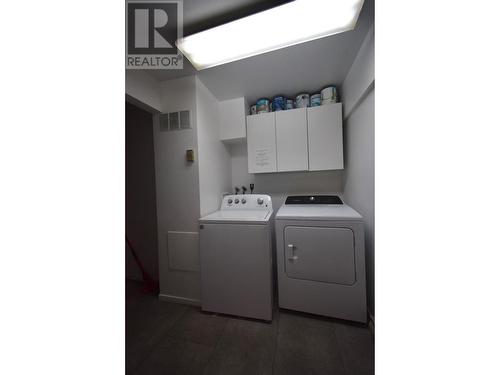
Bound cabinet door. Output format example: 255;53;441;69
275;108;309;172
307;103;344;170
246;112;277;173
219;97;247;141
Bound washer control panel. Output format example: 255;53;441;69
222;194;272;210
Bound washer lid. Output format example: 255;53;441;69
276;204;362;221
199;209;272;224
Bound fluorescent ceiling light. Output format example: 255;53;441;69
176;0;365;70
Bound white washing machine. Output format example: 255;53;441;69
199;194;273;321
275;195;367;323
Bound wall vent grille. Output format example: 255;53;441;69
169;112;179;130
180;110;191;129
159;110;191;131
159;113;169;132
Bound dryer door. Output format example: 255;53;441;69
284;226;356;285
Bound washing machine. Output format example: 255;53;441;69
199;194;273;321
275;195;367;322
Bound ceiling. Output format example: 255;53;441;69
182;0;292;36
147;0;374;104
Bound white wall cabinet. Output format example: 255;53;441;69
307;103;344;171
247;102;343;173
275;108;309;172
219;97;248;142
247;112;277;173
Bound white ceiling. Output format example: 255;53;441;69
147;0;374;104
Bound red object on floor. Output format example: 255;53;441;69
126;236;159;294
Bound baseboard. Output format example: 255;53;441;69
158;293;201;306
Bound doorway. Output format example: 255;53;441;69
125;100;159;282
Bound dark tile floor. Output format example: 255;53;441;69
126;280;374;375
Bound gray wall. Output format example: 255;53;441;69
342;89;374;317
126;101;159;281
341;25;375;318
154;76;202;303
126;70;162;112
196;77;232;216
153;76;232;304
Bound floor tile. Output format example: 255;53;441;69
133;337;214;375
126;340;154;375
333;321;374;375
125;281;374;375
203;318;278;375
167;308;228;347
126;280;155;313
127;299;188;345
126;288;189;373
273;311;347;375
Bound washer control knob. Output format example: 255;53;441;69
234;198;240;204
227;198;233;204
257;198;264;205
241;198;246;204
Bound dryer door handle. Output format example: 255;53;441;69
287;244;298;261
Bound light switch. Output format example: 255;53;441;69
186;149;194;162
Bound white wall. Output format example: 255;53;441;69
126;70;162;112
153;75;233;304
230;142;253;190
342;25;375;119
154;75;201;303
230;142;343;207
195;77;232;216
341;25;375;319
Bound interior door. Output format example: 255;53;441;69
284;226;356;285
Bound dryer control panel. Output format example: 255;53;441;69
285;195;343;205
222;194;272;210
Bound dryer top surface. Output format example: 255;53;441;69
276;203;362;221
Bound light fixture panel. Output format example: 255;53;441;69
176;0;365;70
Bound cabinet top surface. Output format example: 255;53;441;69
247;102;341;119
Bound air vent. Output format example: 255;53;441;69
159;110;191;131
180;110;191;129
169;112;179;130
159;113;169;132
